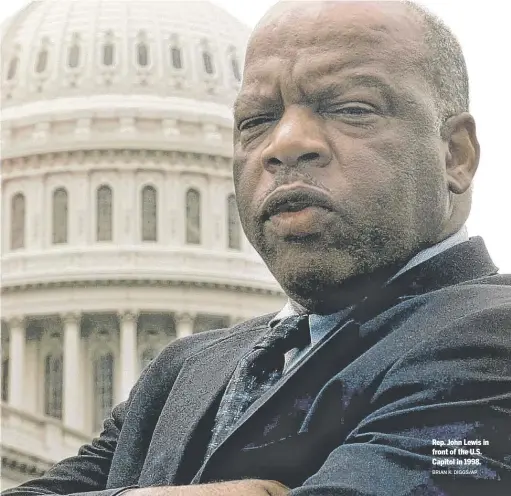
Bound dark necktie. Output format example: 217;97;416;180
204;314;310;460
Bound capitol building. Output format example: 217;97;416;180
0;0;285;489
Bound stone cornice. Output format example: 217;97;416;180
1;110;235;161
1;149;234;178
1;445;53;478
1;278;285;297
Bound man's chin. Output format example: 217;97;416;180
268;252;358;302
265;249;402;313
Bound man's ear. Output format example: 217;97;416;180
441;112;480;194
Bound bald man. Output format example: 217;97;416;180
4;2;511;496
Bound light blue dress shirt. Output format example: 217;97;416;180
270;226;470;373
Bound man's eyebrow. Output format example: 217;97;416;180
231;75;396;115
232;94;281;117
308;74;396;101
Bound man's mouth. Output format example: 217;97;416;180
261;187;334;221
260;186;334;238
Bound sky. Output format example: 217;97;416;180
1;0;509;272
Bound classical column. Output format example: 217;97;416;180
8;317;25;409
118;310;138;402
175;312;195;339
62;312;82;431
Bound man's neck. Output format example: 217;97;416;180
284;227;469;316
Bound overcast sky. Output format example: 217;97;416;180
1;0;509;271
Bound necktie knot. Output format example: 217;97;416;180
256;314;310;355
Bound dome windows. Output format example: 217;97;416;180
202;50;214;75
35;48;48;73
200;39;216;76
171;46;182;70
231;56;241;82
227;194;241;250
97;185;113;242
137;41;150;67
168;34;184;74
68;44;81;68
186;188;201;244
134;31;151;72
227;46;241;83
141;185;158;242
10;192;25;250
7;175;244;251
33;37;51;75
6;57;19;81
5;44;21;82
52;187;68;244
230;50;241;82
102;42;115;66
67;34;82;69
101;31;117;67
14;31;245;95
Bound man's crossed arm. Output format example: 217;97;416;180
122;480;289;496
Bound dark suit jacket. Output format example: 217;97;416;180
4;237;511;496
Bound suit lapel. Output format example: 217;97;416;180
194;317;365;483
138;324;269;486
195;238;499;483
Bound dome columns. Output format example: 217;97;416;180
117;310;139;403
6;316;26;409
62;312;83;431
175;312;195;339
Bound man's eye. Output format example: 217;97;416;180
327;105;375;116
238;116;272;131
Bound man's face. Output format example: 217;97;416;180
233;2;453;311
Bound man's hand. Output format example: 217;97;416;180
124;479;289;495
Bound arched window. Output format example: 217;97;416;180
186;189;201;244
140;348;158;372
170;46;182;69
93;353;114;431
97;185;113;241
1;358;8;402
231;56;241;81
202;51;214;75
52;188;68;244
35;48;48;73
103;42;115;66
68;44;80;68
227;194;241;250
10;193;25;250
141;185;157;242
137;42;150;67
44;353;63;419
7;57;18;80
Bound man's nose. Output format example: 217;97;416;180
261;107;331;171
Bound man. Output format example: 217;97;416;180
4;1;510;495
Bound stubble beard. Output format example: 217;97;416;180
255;222;420;313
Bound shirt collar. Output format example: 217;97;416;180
270;226;469;326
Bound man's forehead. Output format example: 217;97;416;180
247;0;424;59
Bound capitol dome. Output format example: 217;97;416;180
0;1;284;488
1;0;250;155
1;0;249;103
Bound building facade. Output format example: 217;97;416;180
0;1;285;488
